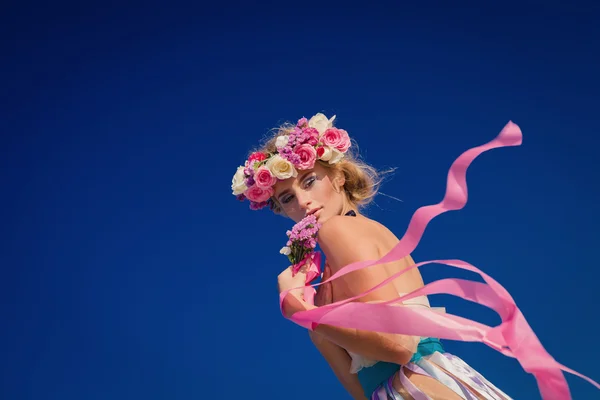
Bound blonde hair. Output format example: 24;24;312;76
251;120;385;215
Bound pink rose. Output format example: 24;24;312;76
293;144;317;170
254;166;277;189
248;151;267;163
321;128;351;152
244;185;273;203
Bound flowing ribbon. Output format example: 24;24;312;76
299;252;321;305
279;121;599;399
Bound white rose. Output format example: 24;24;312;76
279;246;291;255
319;146;333;161
275;135;289;149
328;148;344;164
231;166;248;195
266;155;298;180
308;113;336;135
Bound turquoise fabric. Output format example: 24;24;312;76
357;337;444;398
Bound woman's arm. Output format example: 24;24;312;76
309;331;368;400
312;215;419;365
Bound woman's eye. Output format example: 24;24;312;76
304;177;315;188
281;195;293;204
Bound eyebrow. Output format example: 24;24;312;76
276;170;312;200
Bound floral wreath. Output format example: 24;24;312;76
231;113;352;210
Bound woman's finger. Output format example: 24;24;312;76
322;263;332;280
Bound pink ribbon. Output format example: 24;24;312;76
279;121;599;399
298;252;321;305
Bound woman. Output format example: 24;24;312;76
232;113;512;399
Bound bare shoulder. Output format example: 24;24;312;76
319;214;393;238
317;215;381;271
318;214;373;243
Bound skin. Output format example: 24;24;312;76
272;161;348;225
275;162;470;400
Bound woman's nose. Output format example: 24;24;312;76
296;191;312;211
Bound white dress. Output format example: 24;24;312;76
346;294;513;400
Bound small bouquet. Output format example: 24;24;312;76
279;214;322;302
280;214;321;272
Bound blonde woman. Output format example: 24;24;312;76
232;113;512;399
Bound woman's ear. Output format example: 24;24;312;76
333;169;346;191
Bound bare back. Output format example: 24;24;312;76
323;216;473;400
329;215;425;303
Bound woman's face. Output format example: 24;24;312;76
273;163;346;224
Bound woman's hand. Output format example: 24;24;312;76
309;263;333;343
314;262;333;307
278;263;311;318
277;265;307;296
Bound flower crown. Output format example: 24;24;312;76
231;113;352;210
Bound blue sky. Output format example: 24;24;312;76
2;2;599;399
